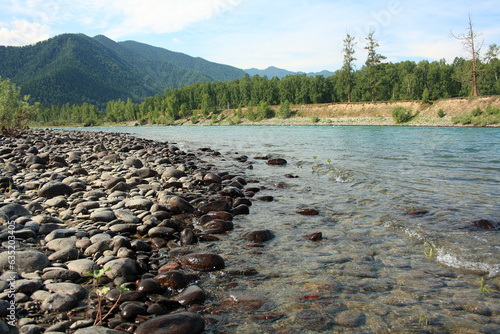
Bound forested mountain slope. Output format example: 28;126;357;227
0;33;246;106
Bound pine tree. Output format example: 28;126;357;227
364;30;386;102
339;33;357;102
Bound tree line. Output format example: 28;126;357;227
32;53;499;125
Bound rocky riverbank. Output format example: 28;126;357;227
0;129;272;333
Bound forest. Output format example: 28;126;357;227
32;52;500;126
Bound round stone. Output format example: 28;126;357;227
135;312;205;334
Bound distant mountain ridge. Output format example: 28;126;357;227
0;33;246;106
245;66;334;79
0;33;334;106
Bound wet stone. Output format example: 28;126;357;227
135;311;205;334
120;302;147;320
267;158;287;165
137;278;162;294
179;253;225;272
175;285;206;306
154;270;189;289
242;230;275;242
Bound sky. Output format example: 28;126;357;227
0;0;499;73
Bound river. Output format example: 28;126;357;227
69;125;499;333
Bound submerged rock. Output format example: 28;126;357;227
135;312;205;334
179;253;225;271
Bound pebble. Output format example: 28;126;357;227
135;312;205;334
0;129;266;333
41;293;78;312
179;253;225;271
0;250;50;273
103;258;137;279
66;259;98;277
45;282;87;299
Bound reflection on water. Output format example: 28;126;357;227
70;125;500;333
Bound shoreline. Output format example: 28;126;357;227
32;95;500;129
0;128;267;333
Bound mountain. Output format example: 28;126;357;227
244;66;334;79
0;33;246;106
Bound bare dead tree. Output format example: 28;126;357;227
451;14;483;97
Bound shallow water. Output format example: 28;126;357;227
71;125;500;333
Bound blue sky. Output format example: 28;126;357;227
0;0;499;72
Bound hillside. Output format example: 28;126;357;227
0;34;246;106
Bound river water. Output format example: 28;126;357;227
71;125;499;333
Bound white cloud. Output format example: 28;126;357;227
100;0;247;39
0;20;50;45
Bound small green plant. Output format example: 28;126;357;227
479;277;491;295
326;159;332;164
423;241;434;258
392;106;416;123
418;315;430;326
311;115;320;123
87;268;129;326
437;109;446;118
471;107;482;117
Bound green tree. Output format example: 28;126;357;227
338;33;357;102
364;30;386;102
0;77;38;135
278;100;292;118
257;100;274;120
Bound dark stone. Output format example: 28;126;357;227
161;167;187;179
136;168;157;178
304;232;323;241
197;200;231;215
104;177;126;190
137;278;162;294
231;204;250;215
219;187;244;198
203;173;222;184
297;208;319;216
242;230;275;242
120;302;147;320
148;226;176;239
135;312;205;334
203;220;233;232
472;219;496;230
175;285;205;305
154;270;188;289
124;157;143;168
267;158;287;165
180;228;197;246
165;196;194;214
179;253;225;272
38;181;73;198
233;197;252;207
403;210;429;216
256;195;274;202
